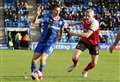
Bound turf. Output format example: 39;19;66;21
0;49;120;82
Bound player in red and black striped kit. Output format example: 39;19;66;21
109;31;120;53
67;9;100;78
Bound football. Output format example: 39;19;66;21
32;70;43;80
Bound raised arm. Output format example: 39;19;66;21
32;6;42;24
68;19;99;38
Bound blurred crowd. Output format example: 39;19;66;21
4;1;30;27
37;0;120;31
4;0;120;30
62;2;120;31
4;0;120;45
34;0;120;44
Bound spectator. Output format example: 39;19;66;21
15;32;22;49
4;1;29;27
22;33;30;48
8;39;14;50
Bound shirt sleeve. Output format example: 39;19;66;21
90;19;99;31
38;14;49;23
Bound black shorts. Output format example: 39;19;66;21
76;41;99;55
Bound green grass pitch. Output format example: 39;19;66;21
0;50;120;82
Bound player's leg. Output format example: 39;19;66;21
68;49;82;72
72;49;82;67
31;42;43;72
39;52;48;73
31;52;48;81
82;45;99;78
38;44;54;73
82;55;99;78
31;53;43;80
84;55;99;71
31;53;41;72
31;42;44;80
34;45;54;80
68;41;86;72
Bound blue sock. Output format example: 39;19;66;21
31;63;37;72
39;64;45;72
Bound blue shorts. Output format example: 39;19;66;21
34;41;54;56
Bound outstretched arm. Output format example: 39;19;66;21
32;6;42;24
68;19;99;38
68;29;93;38
109;31;120;53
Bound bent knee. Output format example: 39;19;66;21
91;62;97;67
32;53;41;61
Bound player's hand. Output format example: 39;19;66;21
37;6;41;16
67;31;75;36
109;45;115;53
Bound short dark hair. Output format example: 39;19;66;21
51;4;61;10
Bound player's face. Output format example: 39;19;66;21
85;11;91;19
52;7;61;16
85;10;94;19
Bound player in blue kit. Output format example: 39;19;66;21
31;4;64;80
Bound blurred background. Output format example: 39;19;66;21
0;0;120;50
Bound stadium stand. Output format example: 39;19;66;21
0;0;120;49
4;0;30;27
0;0;8;49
